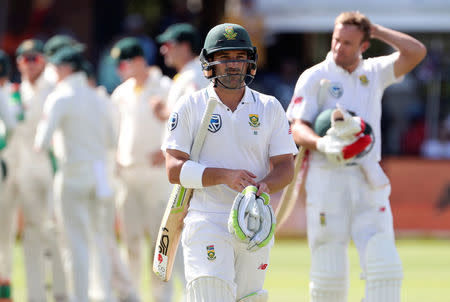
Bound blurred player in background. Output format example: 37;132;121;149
110;37;179;302
81;59;141;302
34;46;115;302
0;39;68;302
0;49;17;302
287;11;426;302
151;23;209;120
163;23;296;302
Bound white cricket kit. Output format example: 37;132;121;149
163;84;297;299
0;74;62;302
0;88;16;131
287;52;403;302
111;67;178;302
166;57;210;110
35;72;115;302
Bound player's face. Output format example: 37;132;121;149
213;50;249;89
331;23;368;71
117;57;143;80
160;41;181;68
17;53;46;81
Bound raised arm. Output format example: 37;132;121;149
370;24;427;78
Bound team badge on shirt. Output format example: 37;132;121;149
206;245;216;260
248;114;260;128
168;112;178;131
328;82;343;98
208;114;222;133
359;75;369;86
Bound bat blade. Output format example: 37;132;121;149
153;97;218;281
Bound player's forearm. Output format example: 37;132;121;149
371;24;426;63
259;156;294;194
292;119;319;151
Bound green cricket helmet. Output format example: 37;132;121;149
200;23;257;89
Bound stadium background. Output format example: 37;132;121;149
0;0;449;301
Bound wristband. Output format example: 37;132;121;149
179;160;206;188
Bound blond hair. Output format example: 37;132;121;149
335;11;372;43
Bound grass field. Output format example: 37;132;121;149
11;238;450;301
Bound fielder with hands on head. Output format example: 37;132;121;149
286;11;426;302
163;23;297;302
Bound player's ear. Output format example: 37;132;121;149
360;41;370;54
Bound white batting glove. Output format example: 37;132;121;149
228;186;260;241
327;106;366;139
247;192;276;252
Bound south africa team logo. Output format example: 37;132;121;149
328;82;343;98
248;114;260;128
223;26;238;40
206;245;216;260
168;112;178;131
359;75;369;86
208;114;222;133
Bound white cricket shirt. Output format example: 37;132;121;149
34;72;115;165
112;67;171;167
163;84;298;213
286;52;402;164
166;57;210;110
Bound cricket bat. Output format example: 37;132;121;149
153;96;218;281
275;78;330;230
275;146;306;230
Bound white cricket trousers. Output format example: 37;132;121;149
54;162;112;302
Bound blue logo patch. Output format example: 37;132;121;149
208;114;222;133
328;82;343;98
168;112;178;131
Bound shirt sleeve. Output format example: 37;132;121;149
286;69;321;124
0;90;16;131
369;52;403;89
34;93;67;151
161;95;195;155
269;99;299;157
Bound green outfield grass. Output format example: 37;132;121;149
11;238;450;301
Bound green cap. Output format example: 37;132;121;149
0;50;11;78
16;39;45;57
156;23;201;52
44;34;83;57
48;46;84;69
110;37;144;63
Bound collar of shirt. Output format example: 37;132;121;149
325;51;364;76
206;83;255;108
179;57;201;76
59;72;87;87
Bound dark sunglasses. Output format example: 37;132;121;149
21;54;42;63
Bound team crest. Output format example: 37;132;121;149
208;114;222;133
248;114;260;128
328;82;343;98
168;112;178;131
223;25;238;40
359;75;369;86
320;212;326;226
110;47;121;59
206;245;216;260
22;40;35;52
